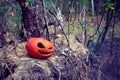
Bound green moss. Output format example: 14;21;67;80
64;25;82;35
86;27;96;36
115;27;120;34
64;24;96;36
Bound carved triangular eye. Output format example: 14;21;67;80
37;42;45;48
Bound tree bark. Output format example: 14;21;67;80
18;0;44;39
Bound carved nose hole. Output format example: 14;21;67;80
48;47;52;50
37;42;45;48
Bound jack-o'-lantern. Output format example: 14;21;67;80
26;38;54;59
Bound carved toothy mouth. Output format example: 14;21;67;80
38;50;51;54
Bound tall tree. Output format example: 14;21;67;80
94;0;120;52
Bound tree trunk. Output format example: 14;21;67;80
18;0;44;39
91;0;95;16
94;10;113;52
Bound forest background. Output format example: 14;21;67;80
0;0;120;80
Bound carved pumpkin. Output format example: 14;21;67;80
26;38;54;59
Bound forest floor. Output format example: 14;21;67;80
0;32;120;80
0;33;90;80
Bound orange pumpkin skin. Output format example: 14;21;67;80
26;38;54;59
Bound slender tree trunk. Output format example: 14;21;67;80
0;16;6;48
94;10;113;52
82;2;87;45
91;0;95;16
